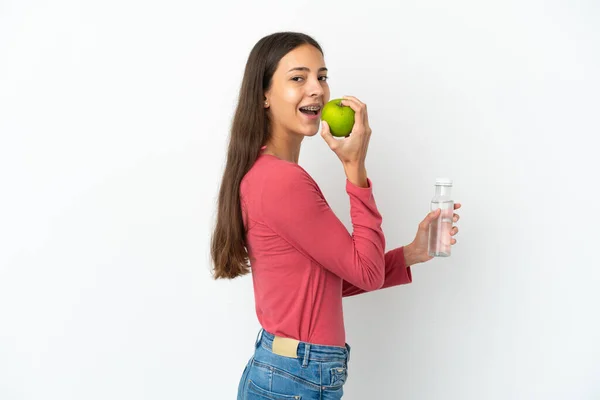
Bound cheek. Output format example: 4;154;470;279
280;87;303;106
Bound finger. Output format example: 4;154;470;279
340;97;366;128
450;227;459;235
454;203;461;210
343;95;370;127
451;238;457;245
341;95;365;109
419;208;440;230
343;95;370;126
453;213;460;223
320;121;338;149
428;208;441;222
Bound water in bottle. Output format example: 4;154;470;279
428;178;454;257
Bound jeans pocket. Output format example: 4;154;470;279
247;379;301;400
329;366;348;388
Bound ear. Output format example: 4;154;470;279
263;90;271;109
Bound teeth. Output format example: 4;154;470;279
301;106;320;111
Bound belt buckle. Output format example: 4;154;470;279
272;336;299;358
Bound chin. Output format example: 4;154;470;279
306;128;320;137
302;122;321;137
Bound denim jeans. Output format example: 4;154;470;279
237;329;351;399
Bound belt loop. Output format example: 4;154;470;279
302;343;311;367
255;328;264;349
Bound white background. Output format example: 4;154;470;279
1;0;599;399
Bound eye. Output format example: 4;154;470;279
291;76;329;82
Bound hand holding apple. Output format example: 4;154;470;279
320;96;372;166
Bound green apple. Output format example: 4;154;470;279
321;98;355;137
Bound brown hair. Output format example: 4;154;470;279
210;32;324;279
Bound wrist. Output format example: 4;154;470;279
404;242;419;267
344;163;368;188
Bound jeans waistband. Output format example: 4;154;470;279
256;329;351;363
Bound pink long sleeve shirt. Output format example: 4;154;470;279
240;151;413;347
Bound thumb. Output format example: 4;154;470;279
320;121;336;148
423;208;441;228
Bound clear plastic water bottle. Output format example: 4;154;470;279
428;178;454;257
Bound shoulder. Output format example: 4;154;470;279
247;156;315;185
243;157;322;201
267;159;313;185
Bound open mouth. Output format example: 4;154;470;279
299;105;321;116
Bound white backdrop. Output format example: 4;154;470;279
1;0;599;399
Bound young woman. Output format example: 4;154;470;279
211;31;461;400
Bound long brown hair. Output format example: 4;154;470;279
210;32;324;279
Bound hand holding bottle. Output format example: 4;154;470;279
404;203;461;266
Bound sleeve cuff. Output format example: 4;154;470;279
346;177;372;191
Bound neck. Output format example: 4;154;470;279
262;130;304;164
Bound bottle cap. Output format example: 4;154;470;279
435;178;453;186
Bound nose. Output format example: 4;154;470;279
306;75;324;98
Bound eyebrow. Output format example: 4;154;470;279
287;67;328;73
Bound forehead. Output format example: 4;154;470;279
276;44;325;72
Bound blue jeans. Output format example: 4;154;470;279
237;329;351;399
